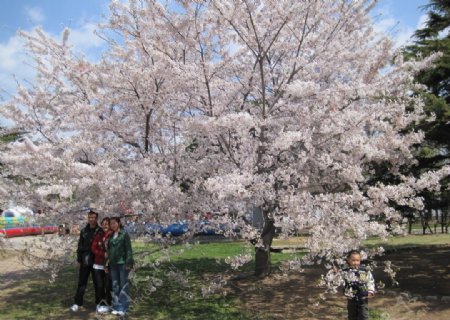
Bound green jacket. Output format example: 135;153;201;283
107;230;134;267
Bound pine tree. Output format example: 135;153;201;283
404;0;450;232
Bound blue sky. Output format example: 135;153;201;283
0;0;430;120
0;0;110;102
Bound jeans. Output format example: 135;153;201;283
93;269;112;306
74;265;98;306
347;299;369;320
110;264;130;312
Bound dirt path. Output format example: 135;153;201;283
0;234;65;271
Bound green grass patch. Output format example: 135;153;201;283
369;308;390;320
364;234;450;249
130;240;304;319
135;240;302;273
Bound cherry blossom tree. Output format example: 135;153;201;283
1;0;449;282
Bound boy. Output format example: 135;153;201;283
342;250;375;320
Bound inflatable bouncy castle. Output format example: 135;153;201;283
0;207;58;238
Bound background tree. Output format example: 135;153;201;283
0;127;26;207
403;0;450;233
0;0;449;284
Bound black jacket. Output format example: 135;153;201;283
77;223;100;265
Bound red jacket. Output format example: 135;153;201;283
91;230;112;266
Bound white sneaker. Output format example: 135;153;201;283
111;310;119;315
70;304;79;312
116;311;125;316
96;305;110;313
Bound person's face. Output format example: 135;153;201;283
88;213;97;226
110;219;119;232
102;220;110;233
347;253;361;268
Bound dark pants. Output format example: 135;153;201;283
347;299;369;320
93;269;112;306
74;265;99;306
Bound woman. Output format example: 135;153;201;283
91;217;112;313
107;216;134;316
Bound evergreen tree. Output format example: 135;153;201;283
404;0;450;232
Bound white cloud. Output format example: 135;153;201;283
0;34;35;98
24;6;45;24
438;26;450;39
67;23;104;52
0;36;23;72
372;4;426;49
417;14;429;30
0;34;34;127
0;21;106;100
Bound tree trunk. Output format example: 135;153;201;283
254;216;275;278
144;109;153;153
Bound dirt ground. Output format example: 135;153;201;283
230;247;450;320
0;237;449;319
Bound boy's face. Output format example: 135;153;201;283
347;253;361;268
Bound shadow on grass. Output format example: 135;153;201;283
0;250;305;320
130;257;256;320
0;266;98;320
0;256;261;320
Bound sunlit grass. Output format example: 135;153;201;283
364;234;450;249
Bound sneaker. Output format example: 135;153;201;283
116;311;125;316
70;304;79;312
111;310;119;315
96;305;110;313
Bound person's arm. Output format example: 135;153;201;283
76;231;83;264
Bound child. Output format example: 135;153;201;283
342;250;375;320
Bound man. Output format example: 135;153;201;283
70;210;101;312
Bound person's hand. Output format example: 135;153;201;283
368;292;374;298
76;262;81;268
104;252;108;258
125;265;132;271
105;267;109;274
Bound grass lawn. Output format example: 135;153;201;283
0;234;448;319
364;233;450;249
131;240;302;319
270;233;450;250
